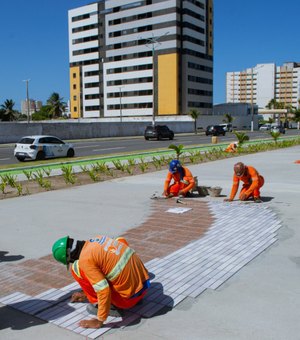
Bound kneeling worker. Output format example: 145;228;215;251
225;141;238;153
224;162;264;203
163;159;195;198
52;235;150;329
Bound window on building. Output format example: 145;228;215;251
73;84;77;89
73;73;77;78
74;107;77;112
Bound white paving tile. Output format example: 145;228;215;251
0;201;282;339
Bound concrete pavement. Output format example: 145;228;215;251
1;146;300;339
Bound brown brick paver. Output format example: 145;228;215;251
0;199;214;299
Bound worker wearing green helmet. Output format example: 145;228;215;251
52;235;150;329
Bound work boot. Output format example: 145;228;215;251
86;304;123;317
109;304;123;317
86;304;98;315
254;197;262;203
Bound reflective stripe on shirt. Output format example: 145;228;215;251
93;279;109;292
72;260;82;279
106;247;134;281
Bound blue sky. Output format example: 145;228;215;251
0;0;299;110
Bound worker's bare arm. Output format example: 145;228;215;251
79;318;103;328
71;291;87;302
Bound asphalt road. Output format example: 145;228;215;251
0;130;299;166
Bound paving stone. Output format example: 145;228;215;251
0;200;282;339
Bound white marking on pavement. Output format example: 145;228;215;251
74;145;101;149
92;147;126;152
0;158;11;161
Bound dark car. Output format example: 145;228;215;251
205;125;226;136
144;125;174;140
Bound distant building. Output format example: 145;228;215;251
213;102;259;130
21;100;42;116
68;0;214;120
213;102;258;117
226;62;300;109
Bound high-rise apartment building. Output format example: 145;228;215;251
68;0;213;120
21;99;42;117
226;62;300;109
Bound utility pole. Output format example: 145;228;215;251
23;79;30;123
250;68;254;132
142;32;169;126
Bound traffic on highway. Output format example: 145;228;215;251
0;130;299;166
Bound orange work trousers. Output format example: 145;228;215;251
71;237;147;309
239;175;265;199
167;182;186;196
71;268;147;309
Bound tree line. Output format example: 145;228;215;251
0;92;67;121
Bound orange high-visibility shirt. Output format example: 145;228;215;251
164;166;195;194
78;236;149;321
229;165;262;200
225;143;237;153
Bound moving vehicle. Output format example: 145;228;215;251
259;124;272;131
205;125;226;136
144;125;174;140
219;123;233;132
14;135;75;161
271;125;286;134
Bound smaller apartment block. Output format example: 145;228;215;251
68;0;214;119
226;62;300;109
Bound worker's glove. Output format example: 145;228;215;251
224;198;233;202
178;190;185;196
240;193;247;201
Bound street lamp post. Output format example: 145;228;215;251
250;68;254;132
23;79;30;123
142;32;169;126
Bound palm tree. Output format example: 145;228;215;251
47;92;66;118
266;98;276;109
0;99;18;121
232;131;249;149
223;113;233;124
293;111;300;129
188;108;201;134
168;144;184;160
269;130;281;144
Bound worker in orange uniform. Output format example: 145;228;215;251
163;159;195;197
52;235;150;329
224;162;264;203
225;141;238;153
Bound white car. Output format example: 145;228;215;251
14;135;75;162
219;123;233;132
259;124;272;131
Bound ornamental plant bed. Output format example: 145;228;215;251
0;162;160;200
0;137;299;200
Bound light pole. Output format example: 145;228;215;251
142;32;169;126
250;68;254;132
23;79;30;123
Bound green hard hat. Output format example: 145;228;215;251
52;236;69;265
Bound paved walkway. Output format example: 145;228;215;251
1;146;300;339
